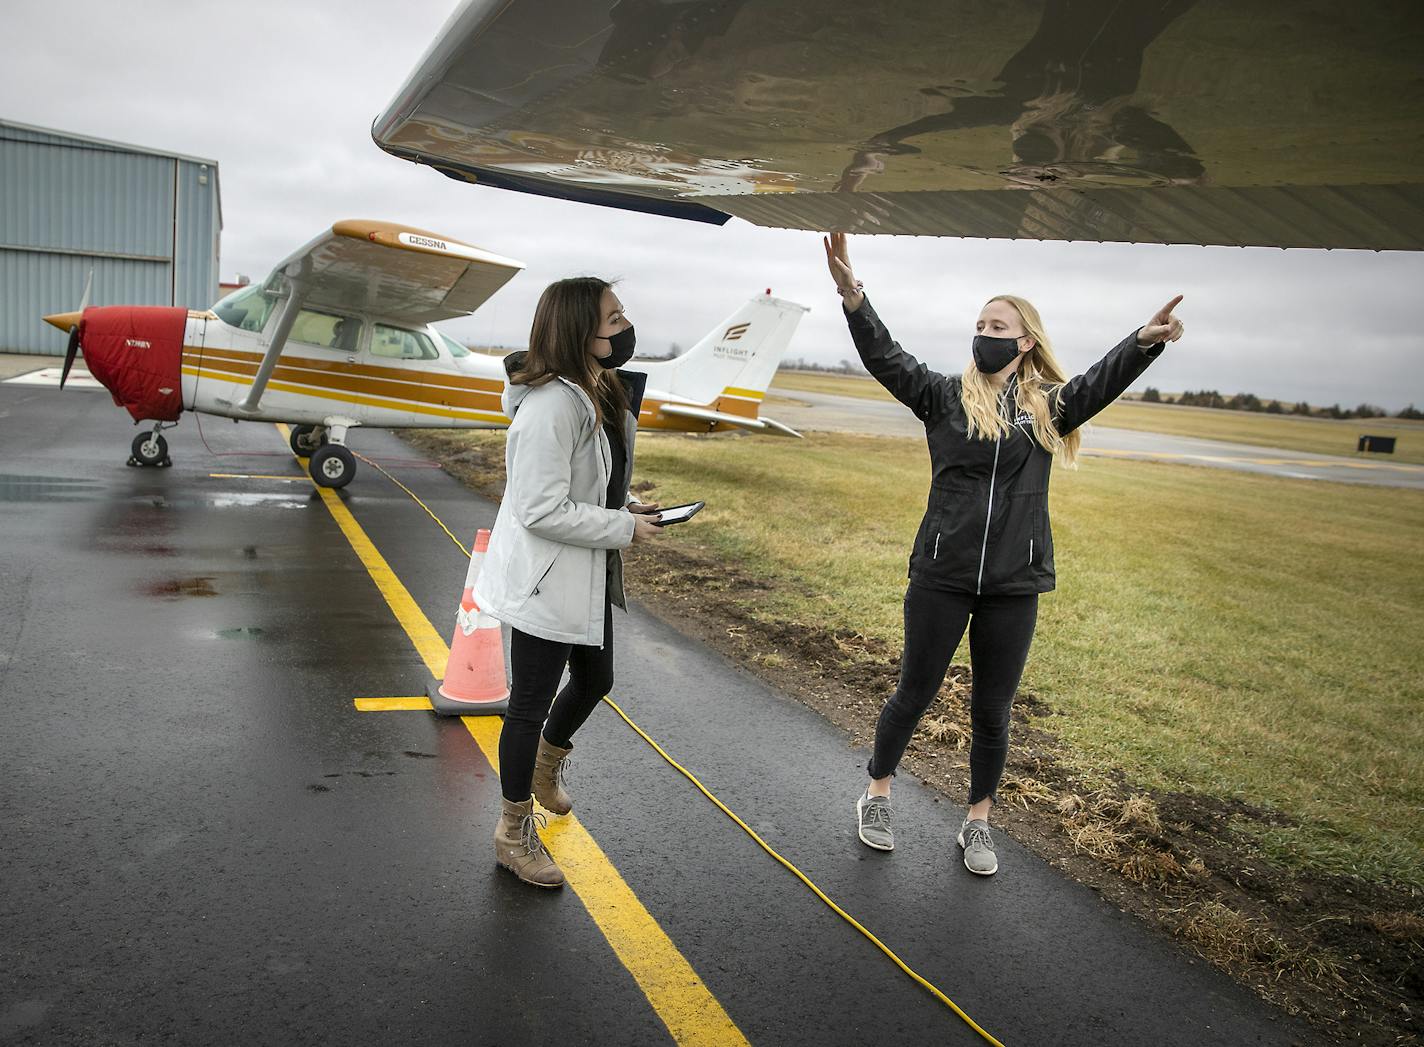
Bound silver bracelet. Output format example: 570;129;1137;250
836;281;864;297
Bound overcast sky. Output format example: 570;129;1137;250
4;0;1422;409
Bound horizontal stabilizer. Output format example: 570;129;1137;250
658;402;801;438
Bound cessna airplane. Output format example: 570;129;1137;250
372;0;1424;251
42;220;808;488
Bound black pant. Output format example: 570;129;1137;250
498;596;613;802
868;584;1038;805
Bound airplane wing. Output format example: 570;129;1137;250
237;220;524;412
372;0;1424;250
271;220;525;324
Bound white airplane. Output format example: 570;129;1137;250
43;220;808;488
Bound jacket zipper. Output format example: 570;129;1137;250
530;553;558;596
1029;538;1034;566
975;435;1001;595
933;533;940;559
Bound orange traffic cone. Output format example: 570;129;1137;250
427;529;509;716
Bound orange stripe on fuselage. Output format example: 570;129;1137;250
185;346;763;434
187;345;503;394
182;347;504;413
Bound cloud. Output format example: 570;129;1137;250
4;0;1421;408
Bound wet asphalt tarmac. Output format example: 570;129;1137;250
0;382;1320;1046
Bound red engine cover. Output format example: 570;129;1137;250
78;306;187;422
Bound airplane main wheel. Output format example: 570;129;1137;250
309;444;356;489
289;425;325;456
131;432;168;466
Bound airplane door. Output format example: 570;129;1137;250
364;322;442;426
182;312;206;411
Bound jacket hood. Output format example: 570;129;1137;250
501;351;534;417
500;351;648;424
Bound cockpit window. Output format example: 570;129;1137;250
438;331;472;358
372;324;439;361
213;284;278;333
291;309;361;352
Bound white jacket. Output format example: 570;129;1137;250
473;370;639;645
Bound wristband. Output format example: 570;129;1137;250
836;281;864;297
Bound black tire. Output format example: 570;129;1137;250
309;444;356;488
289;425;325;456
131;431;168;466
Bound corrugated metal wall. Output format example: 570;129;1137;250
0;121;221;355
173;156;221;309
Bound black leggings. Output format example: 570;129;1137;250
868;584;1038;806
498;596;613;802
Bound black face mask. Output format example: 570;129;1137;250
596;325;636;369
971;334;1022;374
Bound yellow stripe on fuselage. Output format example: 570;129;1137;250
721;386;765;401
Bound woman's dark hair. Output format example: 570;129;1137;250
509;276;628;429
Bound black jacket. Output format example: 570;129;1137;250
845;297;1164;595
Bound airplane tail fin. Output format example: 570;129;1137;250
637;291;808;435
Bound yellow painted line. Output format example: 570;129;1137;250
454;717;750;1046
209;473;303;481
355;696;433;712
282;423;749;1047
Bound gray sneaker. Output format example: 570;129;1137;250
957;817;998;875
856;792;894;851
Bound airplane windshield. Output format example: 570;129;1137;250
437;331;471;358
213;284;277;333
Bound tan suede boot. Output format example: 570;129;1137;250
493;797;565;888
532;737;574;815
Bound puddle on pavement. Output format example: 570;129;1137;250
209;493;310;510
214;627;264;640
0;474;102;503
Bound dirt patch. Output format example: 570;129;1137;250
407;429;1420;1047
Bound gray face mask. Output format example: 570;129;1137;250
971;334;1021;373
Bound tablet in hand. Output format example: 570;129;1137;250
651;501;704;527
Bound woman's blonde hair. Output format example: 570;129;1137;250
960;295;1081;467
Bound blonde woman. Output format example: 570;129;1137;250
824;233;1183;876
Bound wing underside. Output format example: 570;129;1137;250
233;221;524;412
271;220;525;324
373;0;1424;250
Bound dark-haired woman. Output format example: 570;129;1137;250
473;277;664;888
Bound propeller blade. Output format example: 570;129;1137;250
79;268;94;311
60;324;80;389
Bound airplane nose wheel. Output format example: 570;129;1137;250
289;424;327;456
128;426;173;468
309;443;355;488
